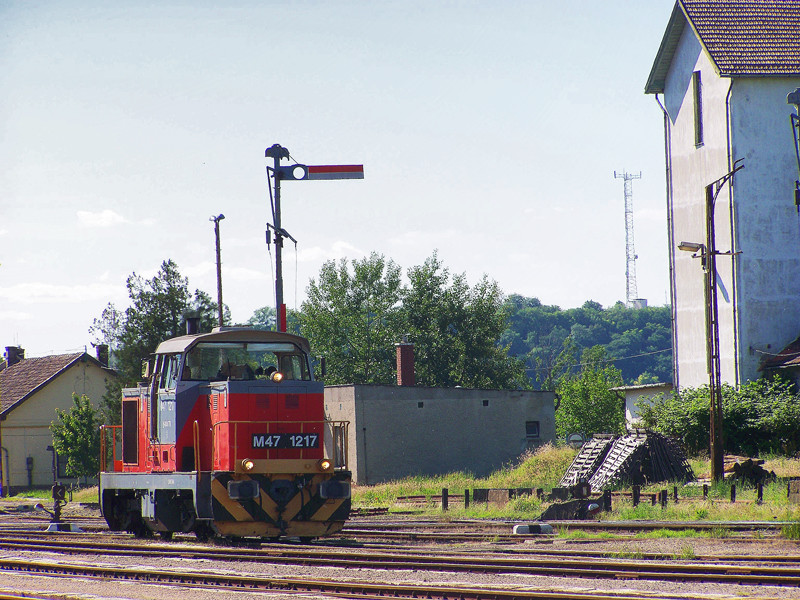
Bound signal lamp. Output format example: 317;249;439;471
241;458;255;471
270;371;284;383
318;458;332;472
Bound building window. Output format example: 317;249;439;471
692;70;703;147
525;421;540;439
56;453;69;479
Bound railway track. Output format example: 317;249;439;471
1;534;800;587
0;556;730;600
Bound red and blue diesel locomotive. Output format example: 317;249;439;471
99;326;351;540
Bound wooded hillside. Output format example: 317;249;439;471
501;295;672;389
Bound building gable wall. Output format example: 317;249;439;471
664;25;736;388
1;359;110;492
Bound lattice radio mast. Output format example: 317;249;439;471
614;170;642;307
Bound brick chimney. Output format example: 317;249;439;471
395;336;415;386
4;346;24;367
95;343;109;367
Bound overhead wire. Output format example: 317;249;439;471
524;347;672;375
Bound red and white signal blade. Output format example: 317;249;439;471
307;164;364;180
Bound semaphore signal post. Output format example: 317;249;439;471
265;144;364;332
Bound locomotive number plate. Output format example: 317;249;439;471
252;433;319;449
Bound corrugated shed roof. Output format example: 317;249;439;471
0;353;84;415
759;337;800;370
646;0;800;94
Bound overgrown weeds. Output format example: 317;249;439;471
352;446;800;525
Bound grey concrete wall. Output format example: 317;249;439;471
730;77;800;382
662;24;800;388
325;385;555;485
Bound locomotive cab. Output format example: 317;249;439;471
100;327;351;540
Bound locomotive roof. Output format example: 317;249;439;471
155;327;312;355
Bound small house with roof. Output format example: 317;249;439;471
0;346;115;494
645;0;800;388
759;336;800;388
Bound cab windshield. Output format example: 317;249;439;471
181;342;310;381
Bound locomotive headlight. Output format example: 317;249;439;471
318;458;332;472
241;458;255;471
270;371;284;383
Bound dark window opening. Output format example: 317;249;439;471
482;400;489;407
417;401;424;408
692;70;703;147
526;421;540;439
56;453;69;479
122;399;139;463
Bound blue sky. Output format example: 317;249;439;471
1;1;675;357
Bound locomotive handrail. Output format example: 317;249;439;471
193;420;200;475
211;419;350;470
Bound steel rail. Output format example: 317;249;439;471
2;536;800;586
0;557;765;600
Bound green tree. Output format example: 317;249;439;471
247;306;277;330
50;394;101;480
555;346;625;440
90;259;219;387
638;378;800;455
401;253;528;388
294;252;528;389
299;253;404;384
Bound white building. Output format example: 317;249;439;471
645;0;800;387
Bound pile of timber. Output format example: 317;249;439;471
558;434;615;488
559;430;695;492
725;456;776;485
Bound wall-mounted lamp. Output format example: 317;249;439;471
678;241;704;253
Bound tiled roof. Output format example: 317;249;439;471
646;0;800;93
0;353;84;414
685;0;800;76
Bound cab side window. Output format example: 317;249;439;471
280;354;309;380
160;354;181;389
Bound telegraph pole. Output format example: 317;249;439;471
210;214;225;327
705;159;743;481
680;161;743;481
265;144;364;332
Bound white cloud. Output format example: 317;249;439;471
0;282;121;303
229;266;269;281
0;310;33;320
389;229;458;247
75;210;157;228
296;241;365;263
183;262;215;279
0;229;8;236
77;209;127;227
